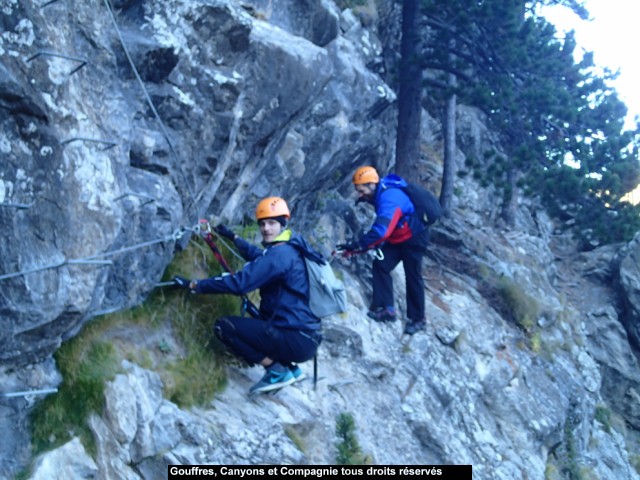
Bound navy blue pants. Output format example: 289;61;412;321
372;242;426;322
214;316;321;366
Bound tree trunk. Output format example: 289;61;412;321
501;166;518;227
395;0;422;178
440;70;457;217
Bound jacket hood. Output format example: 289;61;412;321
287;232;326;264
380;173;408;189
373;174;408;205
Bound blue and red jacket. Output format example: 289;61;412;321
357;174;426;249
194;231;321;331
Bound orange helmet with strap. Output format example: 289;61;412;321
352;166;379;185
255;196;291;220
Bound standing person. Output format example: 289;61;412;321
173;197;322;395
337;166;429;335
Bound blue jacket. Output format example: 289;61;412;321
195;231;321;331
358;174;425;249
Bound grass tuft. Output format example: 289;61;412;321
30;235;248;456
31;338;119;456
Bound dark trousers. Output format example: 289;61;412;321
214;316;320;366
372;242;425;322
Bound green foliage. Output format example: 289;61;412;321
31;334;119;456
496;275;541;332
545;462;560;480
163;238;220;281
238;222;261;244
421;0;640;246
562;418;582;480
284;425;307;454
555;417;598;480
478;266;546;352
594;405;612;433
529;331;542;354
153;237;244;406
335;413;371;465
164;347;227;407
30;236;245;456
573;197;640;249
479;265;540;332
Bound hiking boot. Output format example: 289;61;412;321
249;365;295;395
290;364;306;383
404;319;426;335
367;306;397;322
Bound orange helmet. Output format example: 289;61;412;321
255;196;291;220
352;166;379;185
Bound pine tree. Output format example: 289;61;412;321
418;0;640;245
395;0;423;178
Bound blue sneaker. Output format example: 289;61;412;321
290;364;306;383
249;366;295;395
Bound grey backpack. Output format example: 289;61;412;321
303;257;347;318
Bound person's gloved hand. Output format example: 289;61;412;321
336;241;360;252
173;275;194;291
214;224;236;240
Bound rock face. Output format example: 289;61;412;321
0;0;394;367
619;233;640;351
1;1;639;479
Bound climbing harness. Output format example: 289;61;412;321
195;220;235;272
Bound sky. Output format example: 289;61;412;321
539;0;640;130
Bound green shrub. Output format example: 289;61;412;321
31;337;119;456
594;405;612;433
30;236;245;456
479;266;541;331
335;413;371;465
496;275;540;332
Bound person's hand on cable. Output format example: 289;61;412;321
173;275;197;292
336;240;361;253
214;224;236;240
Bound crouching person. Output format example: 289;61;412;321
173;197;322;396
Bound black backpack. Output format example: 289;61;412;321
401;182;443;226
